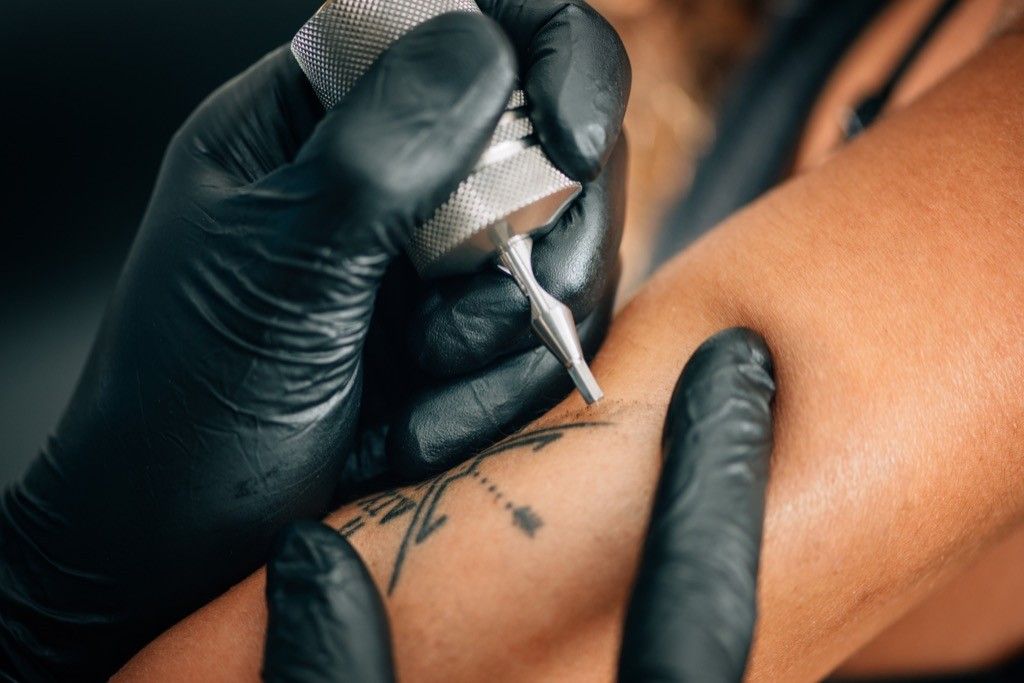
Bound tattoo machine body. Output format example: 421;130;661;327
291;0;603;403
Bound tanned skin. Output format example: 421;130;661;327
116;15;1024;683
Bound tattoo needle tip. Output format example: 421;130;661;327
497;235;605;405
568;359;603;404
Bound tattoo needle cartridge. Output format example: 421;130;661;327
291;0;603;404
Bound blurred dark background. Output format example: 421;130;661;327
0;0;322;483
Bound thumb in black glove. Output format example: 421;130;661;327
0;13;515;681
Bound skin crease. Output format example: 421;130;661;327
116;20;1024;683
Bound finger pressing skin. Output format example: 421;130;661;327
618;328;776;683
410;136;627;378
477;0;631;180
264;521;395;683
388;273;617;481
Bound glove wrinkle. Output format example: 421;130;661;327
619;328;775;683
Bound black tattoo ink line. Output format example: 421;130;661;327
340;491;418;538
389;476;445;594
384;422;610;594
339;516;364;537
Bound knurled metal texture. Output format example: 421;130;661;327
291;0;581;276
413;145;577;271
292;0;479;109
490;112;533;145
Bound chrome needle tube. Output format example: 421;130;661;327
496;234;603;404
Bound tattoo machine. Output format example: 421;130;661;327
291;0;603;404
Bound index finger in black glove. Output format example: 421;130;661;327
264;522;395;683
618;328;776;683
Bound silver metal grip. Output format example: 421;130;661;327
291;0;582;278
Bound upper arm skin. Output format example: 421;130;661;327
117;25;1024;683
717;25;1024;679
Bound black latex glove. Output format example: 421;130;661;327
0;14;517;681
262;328;776;683
361;0;631;483
618;327;776;682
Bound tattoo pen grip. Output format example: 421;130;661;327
291;0;602;404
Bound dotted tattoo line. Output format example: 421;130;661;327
469;470;542;537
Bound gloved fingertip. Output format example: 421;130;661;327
542;118;609;183
268;42;311;81
390;296;614;483
524;3;631;182
244;44;309;94
176;44;322;166
688;326;774;381
264;522;394;683
267;521;352;581
409;273;528;378
380;12;516;116
387;345;570;482
663;326;775;449
386;403;471;483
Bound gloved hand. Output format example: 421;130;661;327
261;328;776;683
363;0;631;483
0;14;518;681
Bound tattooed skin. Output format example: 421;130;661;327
335;422;612;595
